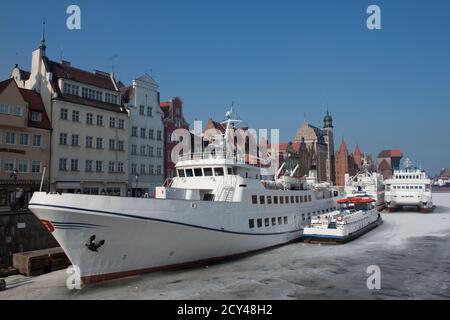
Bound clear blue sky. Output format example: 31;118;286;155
1;0;449;175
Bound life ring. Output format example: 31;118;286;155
337;216;343;222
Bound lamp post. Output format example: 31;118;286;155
9;169;18;211
135;173;139;197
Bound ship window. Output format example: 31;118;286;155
280;196;284;204
214;167;224;176
178;169;185;177
290;196;295;203
260;195;265;204
267;196;272;204
272;217;276;226
227;168;232;175
415;186;419;189
419;186;423;189
265;218;270;227
304;195;308;202
308;195;312;202
186;169;194;177
257;218;262;228
278;217;282;225
252;195;258;204
249;219;255;229
274;196;278;204
285;196;289;204
194;168;203;176
284;216;288;224
204;168;213;176
295;196;299;203
300;196;304;203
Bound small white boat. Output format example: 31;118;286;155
303;196;382;244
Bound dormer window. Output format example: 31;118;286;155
63;83;79;95
31;111;42;122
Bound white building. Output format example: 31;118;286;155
11;35;129;196
120;75;165;196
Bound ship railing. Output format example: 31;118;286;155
178;152;248;163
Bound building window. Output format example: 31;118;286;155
118;140;124;151
96;161;103;172
0;103;10;114
3;159;14;172
140;145;146;156
139;105;145;115
109;139;115;150
59;158;67;171
59;133;68;145
63;83;79;95
96;115;103;126
6;132;16;144
18;160;28;173
274;196;278;204
149;165;154;175
19;133;29;146
249;219;255;229
108;161;115;173
157;148;162;158
267;196;272;204
109;117;116;128
32;134;42;147
71;134;79;146
96;137;103;149
71;159;79;171
157;165;162;175
157;130;162;141
131;144;137;155
147;107;152;117
140;164;146;174
149;129;154;140
148;146;154;157
131;163;137;174
31;111;42;122
85;160;93;172
252;195;257;204
86;113;93;125
82;88;102;101
60;108;68;120
86;136;93;148
105;93;117;104
118;119;124;129
140;128;146;138
117;162;124;173
131;127;137;137
31;160;42;173
280;196;284;204
260;195;265;204
72;110;80;122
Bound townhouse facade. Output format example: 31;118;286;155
120;74;165;196
0;78;51;209
11;37;129;196
160;97;189;179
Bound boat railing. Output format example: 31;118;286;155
178;151;268;166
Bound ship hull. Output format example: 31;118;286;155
28;192;336;283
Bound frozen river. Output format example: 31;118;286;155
1;193;450;300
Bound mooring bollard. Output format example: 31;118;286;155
0;279;6;291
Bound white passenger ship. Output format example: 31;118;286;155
303;196;382;244
384;158;433;213
29;110;339;284
344;159;385;210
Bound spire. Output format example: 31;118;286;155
39;20;47;52
323;107;333;128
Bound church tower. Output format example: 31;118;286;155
323;109;335;184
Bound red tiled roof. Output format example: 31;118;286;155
0;78;14;94
378;149;403;158
45;59;117;91
18;88;51;130
19;69;31;81
160;101;170;108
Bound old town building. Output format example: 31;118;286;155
120;74;165;196
11;35;129;195
0;78;51;210
377;149;403;179
293;111;335;184
160;97;189;179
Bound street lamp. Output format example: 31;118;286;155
135;173;139;197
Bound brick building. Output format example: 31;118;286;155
377;149;403;179
160;97;189;179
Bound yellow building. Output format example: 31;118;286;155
0;78;51;210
